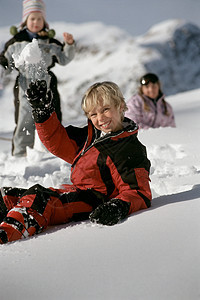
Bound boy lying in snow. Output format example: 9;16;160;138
0;80;152;244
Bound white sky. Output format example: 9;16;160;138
1;0;200;36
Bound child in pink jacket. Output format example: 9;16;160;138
125;73;176;129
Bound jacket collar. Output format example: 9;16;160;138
87;117;138;144
71;118;138;168
143;92;165;104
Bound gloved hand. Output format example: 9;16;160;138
89;199;130;226
26;80;54;122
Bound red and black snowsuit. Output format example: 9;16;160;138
0;112;152;243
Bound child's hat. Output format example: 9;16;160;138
22;0;46;23
140;73;159;85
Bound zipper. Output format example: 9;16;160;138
152;104;157;127
71;125;137;171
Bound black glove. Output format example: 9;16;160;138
26;80;54;123
89;199;130;226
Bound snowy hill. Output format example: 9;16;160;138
1;19;200;124
0;20;199;300
54;19;200;122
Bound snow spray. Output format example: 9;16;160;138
12;39;49;83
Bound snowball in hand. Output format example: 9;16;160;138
12;39;42;68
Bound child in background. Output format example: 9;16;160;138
125;73;176;129
0;79;152;244
0;0;75;157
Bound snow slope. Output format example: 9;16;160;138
0;20;199;300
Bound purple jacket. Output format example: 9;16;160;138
125;93;176;129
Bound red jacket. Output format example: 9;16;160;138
36;112;152;214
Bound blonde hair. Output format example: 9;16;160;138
82;81;127;118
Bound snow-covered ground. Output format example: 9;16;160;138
0;21;199;300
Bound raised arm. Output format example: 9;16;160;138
26;80;80;163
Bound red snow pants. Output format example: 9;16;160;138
0;184;105;243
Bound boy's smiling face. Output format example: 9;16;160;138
88;101;123;133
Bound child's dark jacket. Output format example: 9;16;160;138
36;112;152;214
0;29;75;73
0;29;75;155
